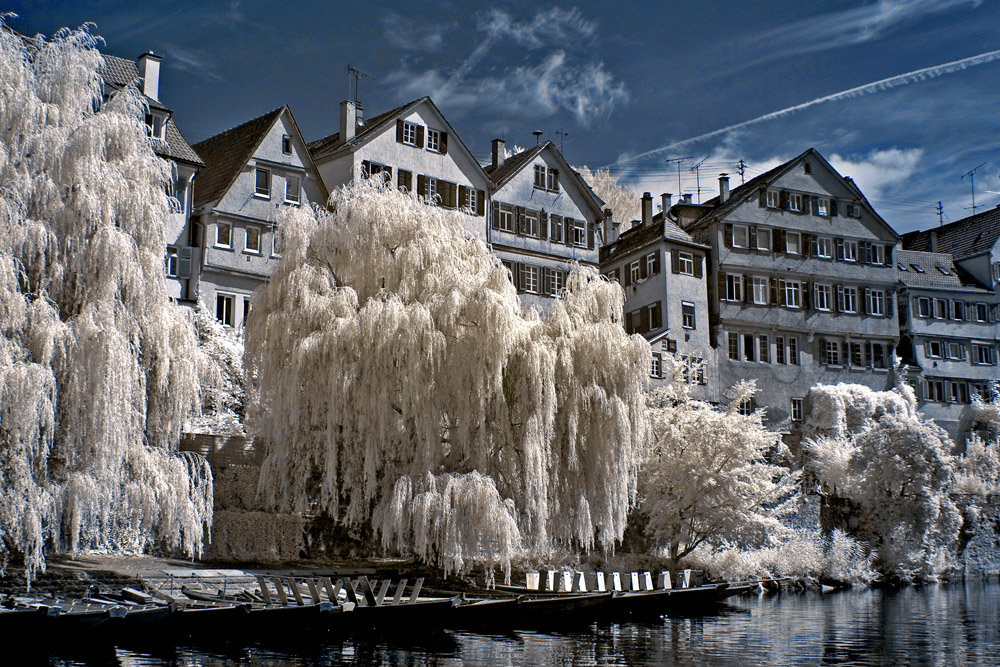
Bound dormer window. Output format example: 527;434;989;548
145;112;166;140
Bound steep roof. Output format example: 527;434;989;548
484;143;546;187
600;216;707;263
896;249;991;292
98;54;202;166
307;100;413;158
192;106;285;208
902;206;1000;259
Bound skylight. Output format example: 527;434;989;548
936;266;951;276
910;264;925;273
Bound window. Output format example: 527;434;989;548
933;298;947;319
752;276;769;305
871;343;887;369
284;175;300;204
281;134;292;155
521;265;539;293
823;340;840;366
572;219;587;247
728;332;740;360
497;205;514;232
951;301;965;321
397;169;413;192
402;121;418;146
216;293;234;327
948;381;969;404
974;344;995;365
784;280;801;308
756;227;771;251
524;210;539;237
547;168;559;192
165;247;178;277
848;204;861;217
630;261;641;284
976;303;988;322
816;237;832;259
917;297;931;318
946;342;965;360
868;289;885;317
766;190;779;208
759;335;769;363
272;230;281;257
841;287;857;314
911;263;925;273
243;297;252;324
785;231;801;254
791;398;804;422
926;379;945;402
245;226;261;254
788;193;802;212
725;274;742;302
426;129;441;152
255;168;270;198
738;399;753;416
427;177;439;203
849;342;863;367
216;222;232;248
145;112;166;140
776;336;785;365
927;341;943;358
534;165;546;189
532;165;559;192
871;245;886;265
678;252;694;275
648;302;662;331
817;198;830;216
682;302;696;329
651;354;661;378
465;188;479;213
549;270;564;296
743;333;756;362
788;337;799;365
732;225;748;248
843;240;858;262
815;283;832;311
647;253;658;277
994;262;1000;283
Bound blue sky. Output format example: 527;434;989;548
8;1;1000;233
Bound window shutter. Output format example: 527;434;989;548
514;262;523;291
396;120;404;143
515;207;525;236
652;301;663;329
802;233;812;257
717;271;725;301
780;191;789;210
887;291;894;317
539;212;548;240
542;267;550;295
864;288;871;315
777;279;786;306
362;160;371;178
801;196;810;215
724;224;733;248
639;306;649;334
491;201;500;229
653;251;661;274
476;191;485;216
769;278;778;305
836;285;845;312
587;222;595;249
830;200;838;217
835;238;844;260
864;241;873;264
417;174;428;198
885;244;893;265
178;246;193;279
774;229;785;254
759;188;767;207
743;275;750;304
439;131;448;155
671;250;679;274
384;166;392;182
459;185;469;210
812;196;819;213
810;235;819;257
694;255;703;278
416;125;425;148
640;257;648;280
801;282;810;310
624;264;632;287
749;226;758;250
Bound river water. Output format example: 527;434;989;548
45;581;1000;666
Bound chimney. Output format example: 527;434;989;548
137;51;161;100
602;208;615;245
683;193;693;204
930;230;938;253
491;139;506;169
719;173;730;203
340;101;360;143
661;193;672;218
641;192;653;226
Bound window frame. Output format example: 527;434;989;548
678;251;695;276
682;301;696;329
521;265;540;294
165;247;178;277
817;198;830;216
572;219;587;247
756;227;772;251
728;332;740;360
549;269;564;297
871;244;886;265
791;398;804;422
284;175;300;205
815;283;832;311
973;344;995;365
651;354;661;378
788;336;799;365
725;273;743;302
785;231;801;254
281;134;292;155
766;190;779;208
426;129;441;152
842;287;858;314
630;260;641;284
402;121;418;146
788;193;803;212
244;226;261;255
732;224;748;249
752;276;769;305
823;340;840;366
216;292;235;327
918;297;931;318
784;280;801;308
254;167;271;199
869;289;885;317
842;240;858;262
215;222;232;249
816;237;833;259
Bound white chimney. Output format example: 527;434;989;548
641;192;653;226
661;193;672;217
137;51;161;100
683;193;693;204
340;101;360;143
492;138;506;169
719;174;730;203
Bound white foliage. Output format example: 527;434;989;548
575;166;640;224
0;21;212;579
184;301;246;436
801;382;914;439
954;434;1000;495
640;379;799;568
246;180;649;574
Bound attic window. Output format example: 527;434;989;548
803;163;811;174
282;135;292;155
145;112;166;140
910;263;924;273
936;265;951;276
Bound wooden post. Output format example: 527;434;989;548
659;571;672;590
270;577;289;606
357;576;378;607
575;572;587;592
610;572;622;592
342;577;361;606
322;577;338;603
596;572;606;592
392;578;408;605
256;576;273;606
376;579;391;606
408;577;424;604
630;572;640;591
546;570;556;591
643;572;653;591
307;578;321;604
287;578;306;606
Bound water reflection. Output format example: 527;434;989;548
39;582;1000;666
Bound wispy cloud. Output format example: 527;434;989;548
383;7;626;127
622;48;1000;163
162;43;222;80
381;13;451;52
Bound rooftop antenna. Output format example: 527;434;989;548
937;201;944;226
532;130;543;145
346;64;375;105
961;162;988;214
690;156;708;204
664;156;693;200
555;127;570;153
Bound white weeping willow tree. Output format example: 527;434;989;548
0;21;213;580
247;181;649;578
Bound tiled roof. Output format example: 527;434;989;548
98;54;202;165
600;216;705;263
896;249;991;292
307;99;417;158
192;106;285;208
484;143;546;187
902;206;1000;259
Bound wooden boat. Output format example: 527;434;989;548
514;591;615;626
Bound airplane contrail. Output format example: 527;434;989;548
620;48;1000;164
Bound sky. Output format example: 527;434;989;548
8;0;1000;233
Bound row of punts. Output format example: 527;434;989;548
1;572;763;651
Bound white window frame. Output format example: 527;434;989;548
815;283;831;311
871;244;886;265
165;247;178;277
678;252;694;276
785;231;801;255
732;224;748;248
725;273;743;302
869;289;885;317
427;177;439;204
951;300;965;321
244;226;261;255
927;340;944;358
784;280;801;308
975;303;988;322
756;227;771;251
547;168;559;192
549;269;564;296
973;344;995;365
651;354;661;378
743;333;756;362
791;398;804;422
498;206;514;233
254;167;271;199
682;301;696;329
728;332;740;360
216;292;235;327
817;198;830;216
823;340;840;366
946;341;965;360
843;240;858;262
402;121;418;146
281;134;292;155
842;287;858;314
933;298;947;319
284;175;300;204
817;237;832;259
522;265;539;294
630;260;641;284
758;335;769;363
426;129;441;152
215;222;232;249
788;193;803;212
466;188;478;214
752;276;769;305
918;297;932;318
788;336;799;365
647;253;658;276
573;219;587;248
766;190;779;208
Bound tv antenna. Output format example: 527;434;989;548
555;127;570;153
664;156;693;200
690;156;708;203
346;64;375;104
961;162;988;214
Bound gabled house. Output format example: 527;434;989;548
308;97;490;240
99;52;204;303
903;206;1000;292
600;192;713;400
895;249;1000;441
192;106;327;328
677;148;901;426
484;139;606;311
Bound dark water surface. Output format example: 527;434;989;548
42;582;1000;666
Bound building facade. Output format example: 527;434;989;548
192;106;327;328
485;139;605;312
677;149;901;425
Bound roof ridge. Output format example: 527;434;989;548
192;105;285;152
